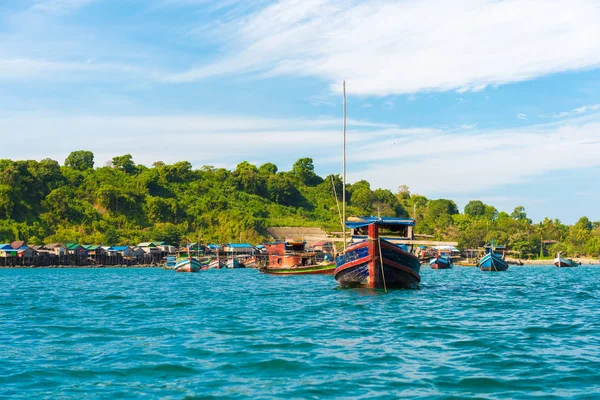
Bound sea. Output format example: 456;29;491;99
1;266;599;399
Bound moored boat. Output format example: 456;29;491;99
260;241;336;275
207;258;225;269
241;256;261;269
175;257;202;272
334;217;421;289
429;254;453;269
477;241;508;271
226;257;241;268
553;252;579;268
260;262;336;275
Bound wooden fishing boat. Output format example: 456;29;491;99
226;257;241;268
429;254;453;269
260;241;336;275
334;217;421;289
553;253;579;268
455;261;477;267
260;262;336;275
175;257;202;273
207;258;225;269
478;241;508;271
241;256;260;269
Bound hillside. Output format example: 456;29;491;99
0;151;599;258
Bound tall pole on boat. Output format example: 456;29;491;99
342;80;347;249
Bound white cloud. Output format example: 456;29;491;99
516;113;528;120
30;0;98;15
0;58;140;80
347;116;600;194
2;111;600;197
553;103;600;118
165;0;600;96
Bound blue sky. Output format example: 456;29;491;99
1;0;600;223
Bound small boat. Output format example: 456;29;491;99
207;258;225;269
553;252;579;268
334;217;421;289
175;257;202;273
429;254;453;269
226;257;241;268
455;261;477;267
242;256;260;269
260;262;336;275
478;240;508;271
260;241;336;275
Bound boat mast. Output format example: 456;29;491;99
343;80;347;249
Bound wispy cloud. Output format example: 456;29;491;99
553;103;600;118
0;58;144;81
30;0;98;15
165;0;600;95
2;111;600;197
347;116;600;194
517;113;528;120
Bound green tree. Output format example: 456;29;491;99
65;150;94;171
511;205;528;220
464;200;485;217
111;154;136;174
291;158;320;185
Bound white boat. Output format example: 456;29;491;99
553;252;579;268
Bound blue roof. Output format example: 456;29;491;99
207;244;221;249
111;246;129;251
346;217;415;229
0;244;13;250
227;243;253;248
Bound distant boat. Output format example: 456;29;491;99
260;262;336;275
430;254;453;269
242;256;260;269
207;258;224;269
478;240;508;271
260;241;336;275
175;257;201;273
554;252;579;268
226;257;241;268
335;217;421;289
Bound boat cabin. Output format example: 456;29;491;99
347;217;415;252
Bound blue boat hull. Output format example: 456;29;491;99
429;256;453;269
478;253;508;271
335;239;421;289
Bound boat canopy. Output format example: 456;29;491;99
346;216;416;229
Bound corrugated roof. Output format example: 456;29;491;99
111;246;130;251
138;242;156;247
226;243;254;248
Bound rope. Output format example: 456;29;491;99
377;237;388;293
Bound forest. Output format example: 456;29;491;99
0;151;599;259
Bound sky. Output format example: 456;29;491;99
1;0;599;223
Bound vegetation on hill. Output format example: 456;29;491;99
0;151;599;258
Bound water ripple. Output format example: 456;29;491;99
1;266;600;398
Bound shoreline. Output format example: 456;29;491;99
505;258;599;266
0;264;162;269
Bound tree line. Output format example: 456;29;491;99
0;151;598;258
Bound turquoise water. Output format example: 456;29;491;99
1;266;599;399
